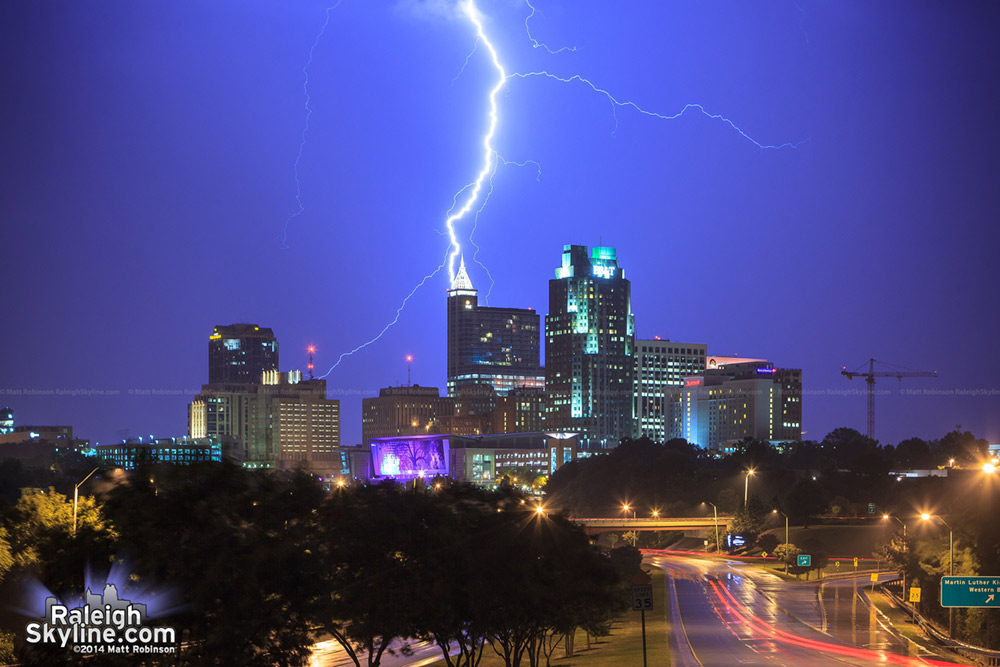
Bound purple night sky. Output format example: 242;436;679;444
2;1;998;448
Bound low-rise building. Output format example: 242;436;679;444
366;432;578;485
94;435;240;469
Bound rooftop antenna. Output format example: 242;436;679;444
307;346;316;380
406;354;413;386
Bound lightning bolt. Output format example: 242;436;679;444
443;0;506;286
451;37;480;85
446;0;805;282
280;1;344;250
508;71;809;147
524;0;577;54
469;154;541;305
318;250;449;378
319;0;803;377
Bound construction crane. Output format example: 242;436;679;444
841;358;937;440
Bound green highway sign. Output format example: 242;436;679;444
797;554;811;567
941;577;1000;608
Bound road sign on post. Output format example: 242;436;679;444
632;585;653;611
630;570;652;667
909;587;921;603
797;554;811;567
854;557;859;568
941;577;1000;608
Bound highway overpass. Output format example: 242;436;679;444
574;516;734;535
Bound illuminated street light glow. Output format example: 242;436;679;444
744;469;756;506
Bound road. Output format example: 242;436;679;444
648;550;967;667
309;636;454;667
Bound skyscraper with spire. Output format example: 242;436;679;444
446;258;544;398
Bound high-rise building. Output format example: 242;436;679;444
545;245;635;449
208;324;279;385
669;360;802;450
634;339;707;442
189;370;340;471
361;385;454;446
0;407;13;434
774;368;803;441
447;260;544;397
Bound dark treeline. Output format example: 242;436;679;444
543;426;1000;648
544;427;990;519
1;464;635;667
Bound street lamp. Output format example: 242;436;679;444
705;502;721;554
921;513;954;638
984;462;997;474
73;467;100;535
881;514;908;601
772;509;789;573
744;469;756;506
622;504;636;546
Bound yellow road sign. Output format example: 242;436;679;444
854;557;859;568
870;573;878;582
910;587;922;603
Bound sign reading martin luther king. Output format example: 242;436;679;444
941;576;1000;608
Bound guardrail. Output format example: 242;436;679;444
878;581;1000;666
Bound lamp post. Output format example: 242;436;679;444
73;467;100;535
744;469;755;506
706;502;720;554
772;509;789;573
921;513;954;638
882;514;907;605
623;504;636;546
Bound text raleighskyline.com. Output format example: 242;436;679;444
25;585;176;653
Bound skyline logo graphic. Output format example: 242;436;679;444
26;584;176;656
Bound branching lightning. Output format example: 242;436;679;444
281;1;344;250
316;0;804;378
469;153;541;305
508;71;809;148
318;250;449;378
524;0;577;54
451;37;480;85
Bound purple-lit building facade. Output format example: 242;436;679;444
367;432;578;485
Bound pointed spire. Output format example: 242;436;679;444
451;256;475;292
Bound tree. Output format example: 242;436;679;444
757;533;778;554
315;482;439;667
4;487;115;594
104;463;326;666
784;478;827;526
730;497;768;547
773;543;801;569
936;429;988;466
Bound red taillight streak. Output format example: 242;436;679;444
707;581;955;667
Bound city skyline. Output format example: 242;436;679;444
3;1;999;448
